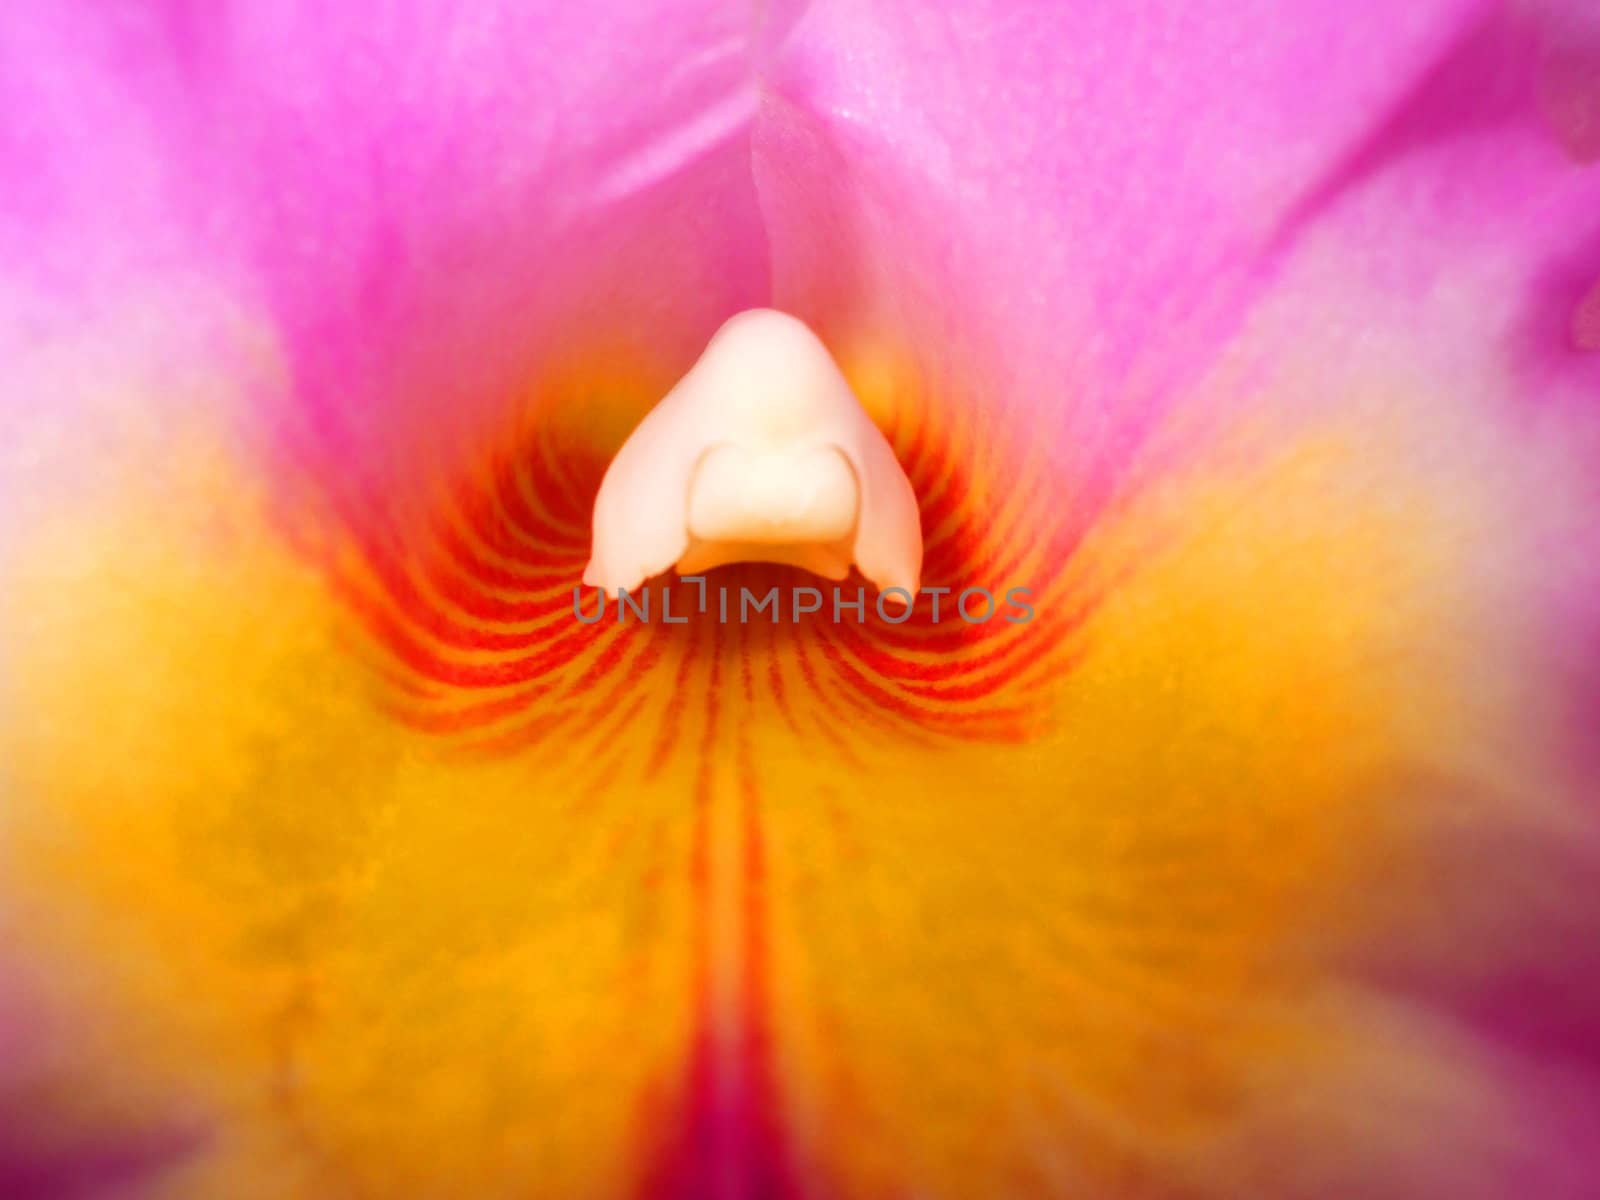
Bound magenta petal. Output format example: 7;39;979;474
3;1;780;497
756;1;1495;403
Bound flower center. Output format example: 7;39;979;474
583;309;923;601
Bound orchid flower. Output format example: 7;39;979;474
4;2;1600;1197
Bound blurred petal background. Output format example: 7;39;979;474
3;1;1599;1197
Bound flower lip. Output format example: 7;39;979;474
582;309;923;599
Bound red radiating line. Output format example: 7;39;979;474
314;398;1095;751
636;634;798;1200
